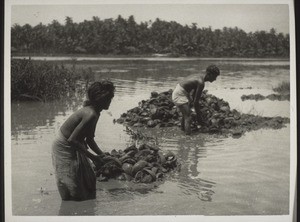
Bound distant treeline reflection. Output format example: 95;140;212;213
11;15;289;58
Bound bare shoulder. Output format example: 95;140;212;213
68;107;98;124
188;78;204;88
197;78;205;87
80;106;99;120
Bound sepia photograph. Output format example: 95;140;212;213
4;0;297;221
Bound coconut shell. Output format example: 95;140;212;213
157;152;166;164
134;170;144;182
134;149;152;159
220;106;230;112
164;151;176;161
122;163;133;175
141;174;153;183
147;120;156;127
131;160;149;176
156;172;164;180
142;168;157;181
102;156;122;167
122;158;136;165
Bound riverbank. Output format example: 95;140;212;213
11;53;290;61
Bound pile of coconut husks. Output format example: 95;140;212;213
115;89;289;137
94;142;180;183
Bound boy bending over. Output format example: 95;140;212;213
172;65;220;135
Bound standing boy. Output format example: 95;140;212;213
52;81;115;201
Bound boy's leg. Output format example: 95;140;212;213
176;104;185;131
181;116;185;131
178;103;191;135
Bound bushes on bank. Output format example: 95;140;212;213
11;59;94;101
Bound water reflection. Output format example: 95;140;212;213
101;182;160;197
58;199;96;215
176;137;216;202
176;177;216;202
11;97;85;141
177;137;205;177
158;132;216;202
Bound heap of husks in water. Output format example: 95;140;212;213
94;143;179;183
115;89;289;136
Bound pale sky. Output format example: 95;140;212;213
10;4;290;34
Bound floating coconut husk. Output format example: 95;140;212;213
115;89;289;136
94;143;180;183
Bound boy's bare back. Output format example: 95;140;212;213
180;75;205;94
60;106;99;142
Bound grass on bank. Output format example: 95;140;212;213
11;58;94;102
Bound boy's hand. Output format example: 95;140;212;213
93;155;105;168
196;115;204;125
97;152;106;158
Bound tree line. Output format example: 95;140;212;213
11;15;290;58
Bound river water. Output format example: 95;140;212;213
10;57;292;217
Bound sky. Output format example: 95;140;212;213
10;3;290;34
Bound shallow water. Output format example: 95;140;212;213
10;58;290;216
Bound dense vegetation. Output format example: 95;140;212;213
11;59;94;101
11;15;289;58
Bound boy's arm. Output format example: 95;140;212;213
189;89;196;107
193;82;204;123
67;115;100;161
86;137;104;156
84;118;104;156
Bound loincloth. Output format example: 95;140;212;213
52;130;96;201
172;83;189;106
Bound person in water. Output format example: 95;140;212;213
172;65;220;135
52;80;115;201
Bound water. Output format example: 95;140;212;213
10;58;291;216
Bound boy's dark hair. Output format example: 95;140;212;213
206;65;220;76
84;80;115;106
